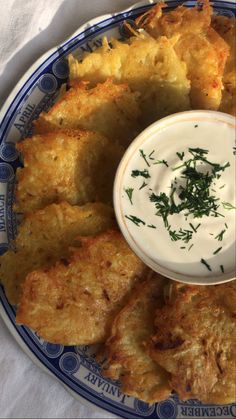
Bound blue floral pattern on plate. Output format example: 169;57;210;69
0;1;235;417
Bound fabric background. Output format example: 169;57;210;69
0;1;138;418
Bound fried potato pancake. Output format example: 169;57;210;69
16;230;146;345
136;1;229;110
0;202;115;305
69;36;190;126
34;79;141;147
102;274;171;403
212;16;236;116
15;129;123;213
149;282;236;404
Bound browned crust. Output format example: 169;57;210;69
16;230;146;345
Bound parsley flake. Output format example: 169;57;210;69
153;159;169;167
201;258;212;271
215;229;226;241
131;169;150;179
213;247;222;255
139;181;148;190
125;215;146;227
139;149;150;167
176;151;185;161
124;187;134;205
222;202;236;210
148;150;155;160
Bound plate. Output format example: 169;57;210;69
0;1;235;418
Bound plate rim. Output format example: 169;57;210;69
0;0;235;418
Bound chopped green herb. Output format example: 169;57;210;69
187;148;230;177
150;192;170;225
220;265;224;273
211;211;225;218
212;162;230;176
153;159;169;167
172;163;185;172
194;124;198;128
213;247;222;255
188;244;194;251
150;165;223;220
124;187;134;205
189;147;208;155
131;169;150;179
180;246;186;249
139;181;148;190
225;223;228;229
146;148;231;248
178;228;193;243
201;258;212;271
222;201;236;210
189;222;198;232
139;149;150;167
148;150;155;160
178;169;218;217
168;228;193;243
219;184;226;189
233;147;236;155
215;229;226;241
147;224;156;229
168;229;180;241
160;148;228;220
125;215;145;226
176;151;185;161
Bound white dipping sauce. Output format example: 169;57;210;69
116;112;236;281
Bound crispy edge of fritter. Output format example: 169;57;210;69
0;201;116;305
135;0;212;38
212;15;236;116
148;282;236;404
16;230;147;345
135;0;230;111
33;79;141;146
14;128;124;213
101;274;172;403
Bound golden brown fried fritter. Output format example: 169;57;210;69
15;129;123;213
69;35;190;126
16;230;147;345
149;281;236;404
136;1;229;110
212;16;236;116
0;202;115;305
34;79;141;147
102;274;171;403
135;0;211;38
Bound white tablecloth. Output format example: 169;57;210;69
0;1;138;418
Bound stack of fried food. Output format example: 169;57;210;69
0;0;235;405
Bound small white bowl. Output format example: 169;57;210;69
114;110;236;285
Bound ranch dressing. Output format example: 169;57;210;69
116;113;236;280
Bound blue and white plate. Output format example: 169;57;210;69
0;1;235;418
